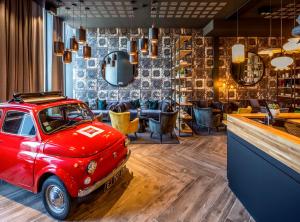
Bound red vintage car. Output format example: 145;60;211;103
0;92;130;220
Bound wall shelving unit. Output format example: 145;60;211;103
171;35;194;136
276;55;300;109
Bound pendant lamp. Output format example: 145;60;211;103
271;56;294;70
77;0;86;44
149;25;158;43
258;48;281;57
70;36;79;52
150;42;158;59
63;49;72;63
232;44;245;63
271;0;294;70
129;53;138;64
127;39;137;55
83;44;91;60
283;0;300;54
288;37;300;43
54;40;64;56
139;37;149;53
258;0;281;57
231;5;245;63
292;15;300;37
77;26;86;44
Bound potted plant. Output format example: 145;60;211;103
268;103;280;117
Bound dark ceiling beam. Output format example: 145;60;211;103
203;19;294;37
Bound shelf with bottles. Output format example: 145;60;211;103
175;35;192;51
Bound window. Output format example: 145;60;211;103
39;103;93;134
2;111;36;136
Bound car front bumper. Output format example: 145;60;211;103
77;149;131;197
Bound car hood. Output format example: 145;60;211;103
43;121;124;158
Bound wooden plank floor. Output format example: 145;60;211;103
0;132;254;222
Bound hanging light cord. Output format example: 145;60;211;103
237;5;239;39
79;0;82;27
269;0;272;37
280;0;282;51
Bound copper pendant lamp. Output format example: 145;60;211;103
77;0;86;44
129;53;138;64
149;25;158;43
63;49;72;63
70;36;79;52
139;37;148;53
127;39;137;55
77;26;86;44
54;40;64;56
149;42;158;59
83;44;91;60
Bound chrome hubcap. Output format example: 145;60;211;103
45;185;65;214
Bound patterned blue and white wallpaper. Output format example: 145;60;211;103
71;27;280;107
71;28;216;108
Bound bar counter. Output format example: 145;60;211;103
227;113;300;222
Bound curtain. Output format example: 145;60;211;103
51;16;64;92
0;0;44;102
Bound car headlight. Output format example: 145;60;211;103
124;137;130;147
87;160;97;175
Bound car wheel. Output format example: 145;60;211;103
42;176;74;220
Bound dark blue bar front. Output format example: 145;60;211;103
227;131;300;222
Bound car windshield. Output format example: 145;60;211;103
39;103;94;134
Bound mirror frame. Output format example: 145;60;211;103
230;51;265;87
100;50;137;87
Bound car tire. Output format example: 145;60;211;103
42;176;74;220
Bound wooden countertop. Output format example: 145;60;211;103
227;113;300;174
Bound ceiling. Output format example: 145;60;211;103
54;0;249;28
48;0;300;35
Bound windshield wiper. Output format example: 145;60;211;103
49;124;75;134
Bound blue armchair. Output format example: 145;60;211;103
194;107;222;134
149;111;178;143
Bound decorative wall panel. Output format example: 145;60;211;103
218;37;280;101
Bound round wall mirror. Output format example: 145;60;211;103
231;52;265;86
100;51;137;87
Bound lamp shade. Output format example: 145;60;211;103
70;36;79;52
283;41;300;54
63;50;72;63
127;39;137;55
288;37;300;43
139;37;148;53
271;56;294;70
77;26;86;44
83;44;91;60
149;27;158;43
258;48;281;57
54;40;64;56
292;25;300;38
231;43;245;63
129;53;138;64
149;42;158;59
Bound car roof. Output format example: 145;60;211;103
0;98;83;112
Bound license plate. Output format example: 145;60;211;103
104;167;124;191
